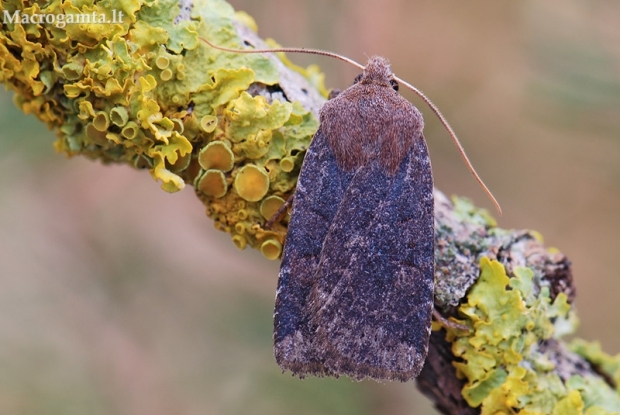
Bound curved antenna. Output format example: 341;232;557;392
200;37;365;70
395;76;502;215
200;37;502;215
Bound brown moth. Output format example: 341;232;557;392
200;37;500;381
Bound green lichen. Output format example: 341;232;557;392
570;339;620;392
447;258;619;414
1;0;324;258
433;196;501;308
451;196;497;228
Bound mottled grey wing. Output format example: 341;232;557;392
306;134;434;381
274;126;354;375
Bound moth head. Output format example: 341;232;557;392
358;56;398;90
352;72;399;91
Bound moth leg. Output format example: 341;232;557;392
265;195;294;229
432;309;469;332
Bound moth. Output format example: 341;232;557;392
274;56;434;381
200;37;500;382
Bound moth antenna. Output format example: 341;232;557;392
200;37;502;215
199;37;365;70
395;77;502;215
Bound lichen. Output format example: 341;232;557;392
1;0;323;258
234;164;269;202
259;195;285;221
197;169;227;198
570;339;620;392
451;196;497;228
198;141;234;171
433;196;500;308
446;258;620;414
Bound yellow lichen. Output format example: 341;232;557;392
234;164;270;202
110;107;129;127
93;112;110;132
197;169;227;198
234;222;246;234
200;115;218;133
85;123;108;146
160;68;173;81
198;141;235;173
447;258;620;414
261;239;282;260
260;195;285;221
155;55;170;69
121;122;139;139
0;0;324;254
279;157;295;173
232;234;246;250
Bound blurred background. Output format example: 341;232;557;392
1;0;619;413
